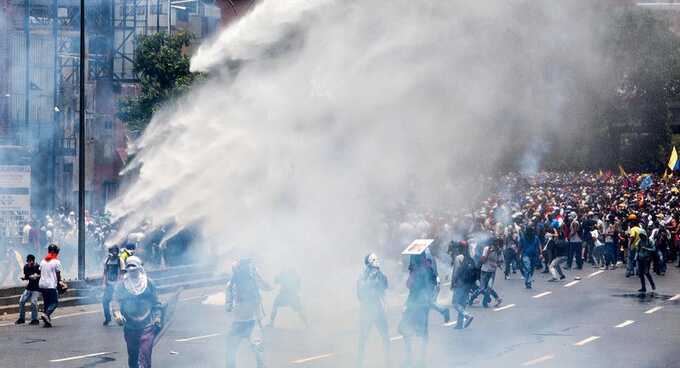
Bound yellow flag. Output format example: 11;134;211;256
598;169;603;177
668;146;679;171
618;165;627;177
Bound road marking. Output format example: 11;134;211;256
180;295;206;302
669;294;680;301
175;333;222;342
645;306;663;314
522;354;555;366
443;321;457;327
574;336;600;346
291;353;335;364
533;291;552;299
494;304;515;312
389;335;403;341
50;352;113;363
614;320;635;328
564;280;580;288
52;310;99;320
588;270;604;278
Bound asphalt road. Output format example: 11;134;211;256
1;262;680;368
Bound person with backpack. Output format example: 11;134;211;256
450;240;475;329
636;228;656;293
519;226;540;289
650;219;670;276
356;253;390;368
626;214;641;278
225;258;271;368
398;252;437;367
102;245;124;326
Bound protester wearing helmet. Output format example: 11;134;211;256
356;253;390;368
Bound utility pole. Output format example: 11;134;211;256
77;0;86;280
167;0;171;34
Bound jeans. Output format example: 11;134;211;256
469;271;499;306
503;248;517;276
357;304;390;367
226;320;265;368
124;325;158;368
40;288;58;317
452;285;472;327
567;242;583;269
627;248;637;275
102;283;115;322
549;256;566;279
18;290;39;321
605;242;617;266
521;255;536;286
637;257;655;291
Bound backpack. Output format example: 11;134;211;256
104;256;120;282
459;256;477;285
638;233;656;259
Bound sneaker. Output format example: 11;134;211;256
525;283;532;289
547;277;558;282
14;318;25;325
637;288;647;293
103;320;110;326
464;315;474;328
41;313;52;328
29;320;40;325
443;309;450;324
495;298;503;307
559;275;566;280
600;266;606;270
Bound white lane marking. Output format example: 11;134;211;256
614;320;635;328
533;291;552;299
522;354;555;366
564;280;580;288
645;306;663;314
180;295;206;302
669;294;680;301
389;335;404;341
50;352;113;363
443;321;457;327
494;304;516;312
175;333;223;342
52;310;99;320
574;336;600;346
291;353;335;364
588;270;604;278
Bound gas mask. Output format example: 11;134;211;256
365;253;380;268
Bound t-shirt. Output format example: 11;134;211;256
628;226;642;249
23;264;40;291
39;259;63;289
481;246;499;273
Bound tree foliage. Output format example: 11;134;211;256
117;31;203;133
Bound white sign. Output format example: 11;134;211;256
0;166;30;232
402;239;435;255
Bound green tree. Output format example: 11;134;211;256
117;31;202;133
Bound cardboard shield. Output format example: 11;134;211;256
401;239;435;255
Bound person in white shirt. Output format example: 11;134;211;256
39;244;64;328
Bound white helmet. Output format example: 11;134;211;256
364;253;379;268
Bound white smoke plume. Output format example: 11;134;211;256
108;0;611;283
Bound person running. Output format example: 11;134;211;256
112;256;163;368
469;237;503;307
225;258;270;368
548;233;568;282
39;244;63;328
15;254;40;325
267;268;308;328
519;226;540;289
102;245;124;326
450;240;475;329
626;214;642;278
356;253;390;368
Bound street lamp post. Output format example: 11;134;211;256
78;0;86;280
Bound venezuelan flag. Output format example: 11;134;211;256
669;146;680;171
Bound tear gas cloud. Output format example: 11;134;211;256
108;0;611;288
